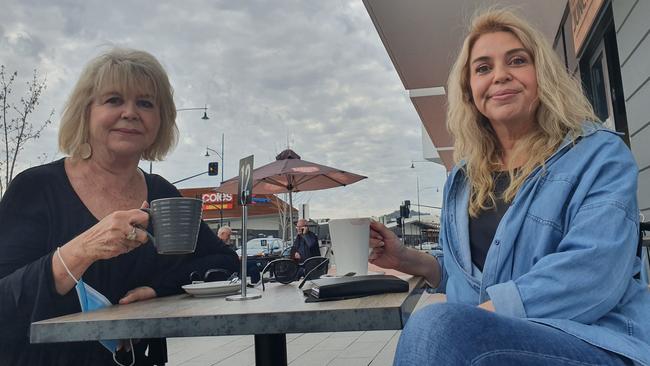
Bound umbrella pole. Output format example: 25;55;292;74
289;191;295;250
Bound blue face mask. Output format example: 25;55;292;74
75;279;134;366
56;248;133;366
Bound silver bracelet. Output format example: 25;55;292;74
56;247;79;284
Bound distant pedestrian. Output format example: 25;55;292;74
290;219;320;262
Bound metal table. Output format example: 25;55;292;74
31;276;425;366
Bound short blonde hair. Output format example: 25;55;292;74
446;8;598;216
58;48;178;161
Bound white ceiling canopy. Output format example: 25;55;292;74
363;0;568;170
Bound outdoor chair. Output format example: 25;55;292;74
302;256;329;280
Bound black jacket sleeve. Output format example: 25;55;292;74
307;232;321;257
0;171;80;338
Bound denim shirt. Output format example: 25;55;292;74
435;122;650;365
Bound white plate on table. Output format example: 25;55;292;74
182;281;241;297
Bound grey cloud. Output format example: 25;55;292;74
3;0;445;219
6;32;46;59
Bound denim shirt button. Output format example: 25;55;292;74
494;240;500;246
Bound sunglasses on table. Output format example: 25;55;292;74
189;269;238;284
260;256;330;291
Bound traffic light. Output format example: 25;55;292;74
400;202;410;218
396;217;403;227
208;162;219;176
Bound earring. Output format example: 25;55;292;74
78;143;92;160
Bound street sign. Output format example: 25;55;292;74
229;154;262;301
251;197;271;204
238;155;254;205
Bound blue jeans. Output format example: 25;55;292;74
394;303;633;365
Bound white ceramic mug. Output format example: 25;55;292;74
328;218;371;276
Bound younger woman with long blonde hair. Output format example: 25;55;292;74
369;8;649;365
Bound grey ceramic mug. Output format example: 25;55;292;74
141;197;203;255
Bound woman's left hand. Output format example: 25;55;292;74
119;286;157;304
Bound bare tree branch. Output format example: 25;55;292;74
0;66;52;196
1;65;18;189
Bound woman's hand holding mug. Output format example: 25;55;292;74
368;220;406;270
74;201;151;262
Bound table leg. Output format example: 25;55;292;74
254;333;287;366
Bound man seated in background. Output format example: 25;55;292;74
217;226;233;247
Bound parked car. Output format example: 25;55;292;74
419;242;442;256
236;237;283;258
281;246;293;258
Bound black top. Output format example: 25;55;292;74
0;159;239;366
469;172;512;271
291;231;320;260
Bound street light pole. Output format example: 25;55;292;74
149;106;210;174
411;159;444;247
221;133;224;227
176;105;210;120
206;133;225;226
221;133;225;186
417;176;421;249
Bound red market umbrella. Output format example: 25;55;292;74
215;149;367;245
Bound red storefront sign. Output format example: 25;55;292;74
201;192;234;211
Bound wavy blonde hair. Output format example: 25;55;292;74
59;48;178;161
446;8;598;217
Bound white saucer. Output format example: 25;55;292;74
321;270;385;279
182;281;241;297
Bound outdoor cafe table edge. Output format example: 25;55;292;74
30;275;425;343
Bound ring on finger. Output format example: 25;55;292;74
126;225;137;241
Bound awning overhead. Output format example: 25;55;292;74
363;0;567;170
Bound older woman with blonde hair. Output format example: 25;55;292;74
369;8;650;365
0;48;238;365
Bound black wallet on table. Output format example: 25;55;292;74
304;274;409;302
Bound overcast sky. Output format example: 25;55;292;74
1;0;448;219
